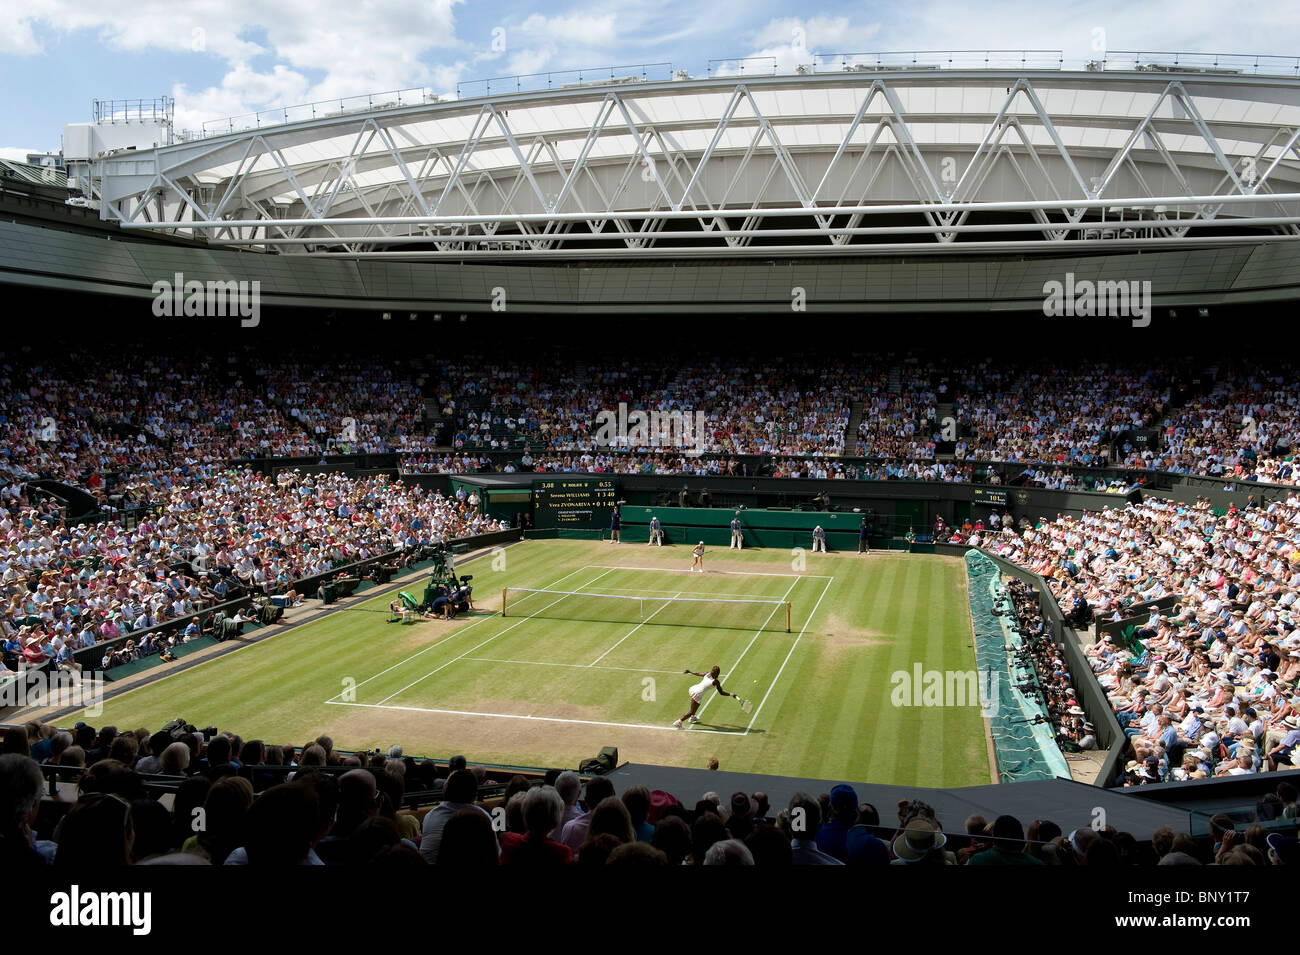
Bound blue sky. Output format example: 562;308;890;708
2;0;1297;158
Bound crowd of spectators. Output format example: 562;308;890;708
980;495;1300;782
6;348;1300;489
1003;578;1097;753
950;362;1169;467
415;354;1300;486
855;363;939;459
255;356;427;455
0;467;506;677
2;726;1293;866
1133;369;1300;480
437;356;852;457
0;349;434;496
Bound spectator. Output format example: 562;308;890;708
0;754;45;867
501;786;572;866
437;809;501;867
418;770;493;864
559;776;615;852
967;815;1045;866
786;793;843;865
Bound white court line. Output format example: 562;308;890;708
373;568;617;705
589;565;833;579
326;563;595;702
325;699;747;735
689;575;802;729
470;656;683;675
744;575;836;733
587;590;683;666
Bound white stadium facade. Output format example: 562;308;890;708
6;49;1300;314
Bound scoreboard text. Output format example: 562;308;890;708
532;478;618;529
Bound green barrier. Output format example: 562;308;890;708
617;506;885;551
554;528;605;541
623;505;867;533
100;635;221;682
964;549;1070;783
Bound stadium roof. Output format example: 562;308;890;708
57;53;1300;259
0;158;68;189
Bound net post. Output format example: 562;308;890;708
786;601;791;633
501;588;507;616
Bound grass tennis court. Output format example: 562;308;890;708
69;540;992;787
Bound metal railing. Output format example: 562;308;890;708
456;62;675;99
706;56;780;77
201;87;435;136
92;96;175;125
176;50;1300;141
1103;51;1300;76
810;49;1064;72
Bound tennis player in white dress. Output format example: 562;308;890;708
673;665;734;728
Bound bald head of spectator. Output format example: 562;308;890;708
335;768;379;836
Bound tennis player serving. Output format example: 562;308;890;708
673;665;733;728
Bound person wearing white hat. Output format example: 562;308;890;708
890;818;954;865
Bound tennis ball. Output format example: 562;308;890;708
753;679;758;684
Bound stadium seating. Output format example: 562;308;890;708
3;724;1293;865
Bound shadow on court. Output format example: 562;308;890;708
689;722;765;734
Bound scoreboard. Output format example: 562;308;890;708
532;478;618;529
972;487;1009;507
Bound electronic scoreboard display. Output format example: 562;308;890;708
972;487;1009;507
532;478;618;529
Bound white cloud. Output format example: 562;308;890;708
8;0;1300;140
735;2;1300;73
516;13;620;48
4;0;470;131
506;47;557;78
0;147;42;162
172;65;314;132
730;15;884;74
0;9;42;55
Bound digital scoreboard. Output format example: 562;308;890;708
972;487;1009;507
532;478;618;529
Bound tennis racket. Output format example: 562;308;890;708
734;695;753;714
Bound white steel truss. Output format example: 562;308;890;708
74;69;1300;258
